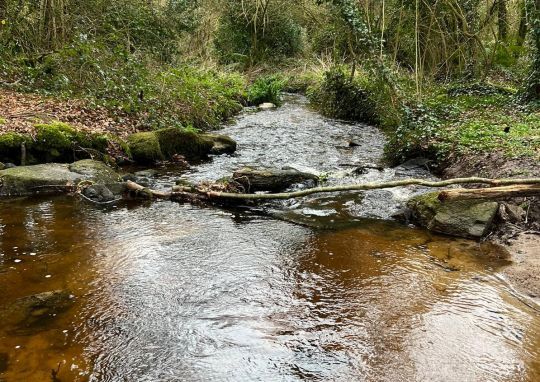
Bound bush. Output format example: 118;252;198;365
308;66;377;123
247;75;285;106
214;1;303;65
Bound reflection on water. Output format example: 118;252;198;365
1;198;539;382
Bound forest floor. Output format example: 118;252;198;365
0;89;142;137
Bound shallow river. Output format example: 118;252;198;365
1;96;539;381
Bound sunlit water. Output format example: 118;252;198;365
1;96;539;382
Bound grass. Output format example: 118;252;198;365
386;84;540;164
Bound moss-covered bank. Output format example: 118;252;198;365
0;122;237;166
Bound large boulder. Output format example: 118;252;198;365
127;128;237;164
407;192;499;239
232;167;319;193
0;159;122;197
0;290;74;333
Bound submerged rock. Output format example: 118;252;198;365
0;353;7;373
0;290;74;333
0;159;122;197
128;128;236;163
407;192;499;239
233;167;319;193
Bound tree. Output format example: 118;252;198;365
522;0;540;101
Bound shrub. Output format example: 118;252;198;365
247;75;285;106
308;66;377;123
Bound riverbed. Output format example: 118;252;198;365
1;95;539;381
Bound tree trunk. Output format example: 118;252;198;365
438;184;540;201
498;0;508;40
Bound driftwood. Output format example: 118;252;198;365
127;177;540;202
204;177;540;201
126;180;172;199
438;184;540;201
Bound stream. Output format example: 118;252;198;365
1;95;539;381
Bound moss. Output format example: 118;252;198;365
89;134;110;152
68;159;121;183
0;117;6;125
155;128;214;159
0;132;31;163
406;192;441;227
31;122;121;163
35;122;78;149
127;132;164;163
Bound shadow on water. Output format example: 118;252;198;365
1;95;539;381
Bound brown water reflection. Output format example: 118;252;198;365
0;197;539;382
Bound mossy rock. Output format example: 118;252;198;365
0;160;122;197
156;128;214;159
407;192;499;239
127;131;164;163
232;167;319;192
202;133;237;155
68;159;122;184
127;128;230;164
0;132;32;164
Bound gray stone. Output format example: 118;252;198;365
233;167;319;193
202;134;237;155
259;103;276;110
83;184;115;202
0;160;121;197
407;192;499;239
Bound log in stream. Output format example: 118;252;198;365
125;178;540;202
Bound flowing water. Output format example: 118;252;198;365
1;95;539;382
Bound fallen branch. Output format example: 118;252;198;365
438;184;540;201
204;177;540;201
126;180;171;199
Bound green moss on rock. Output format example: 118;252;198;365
127;132;164;163
0;132;31;163
127;127;232;164
407;192;499;239
0;160;122;197
156;128;214;159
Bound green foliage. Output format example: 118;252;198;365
308;66;377;123
247;75;285;106
214;1;303;65
150;67;246;129
385;89;540;164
